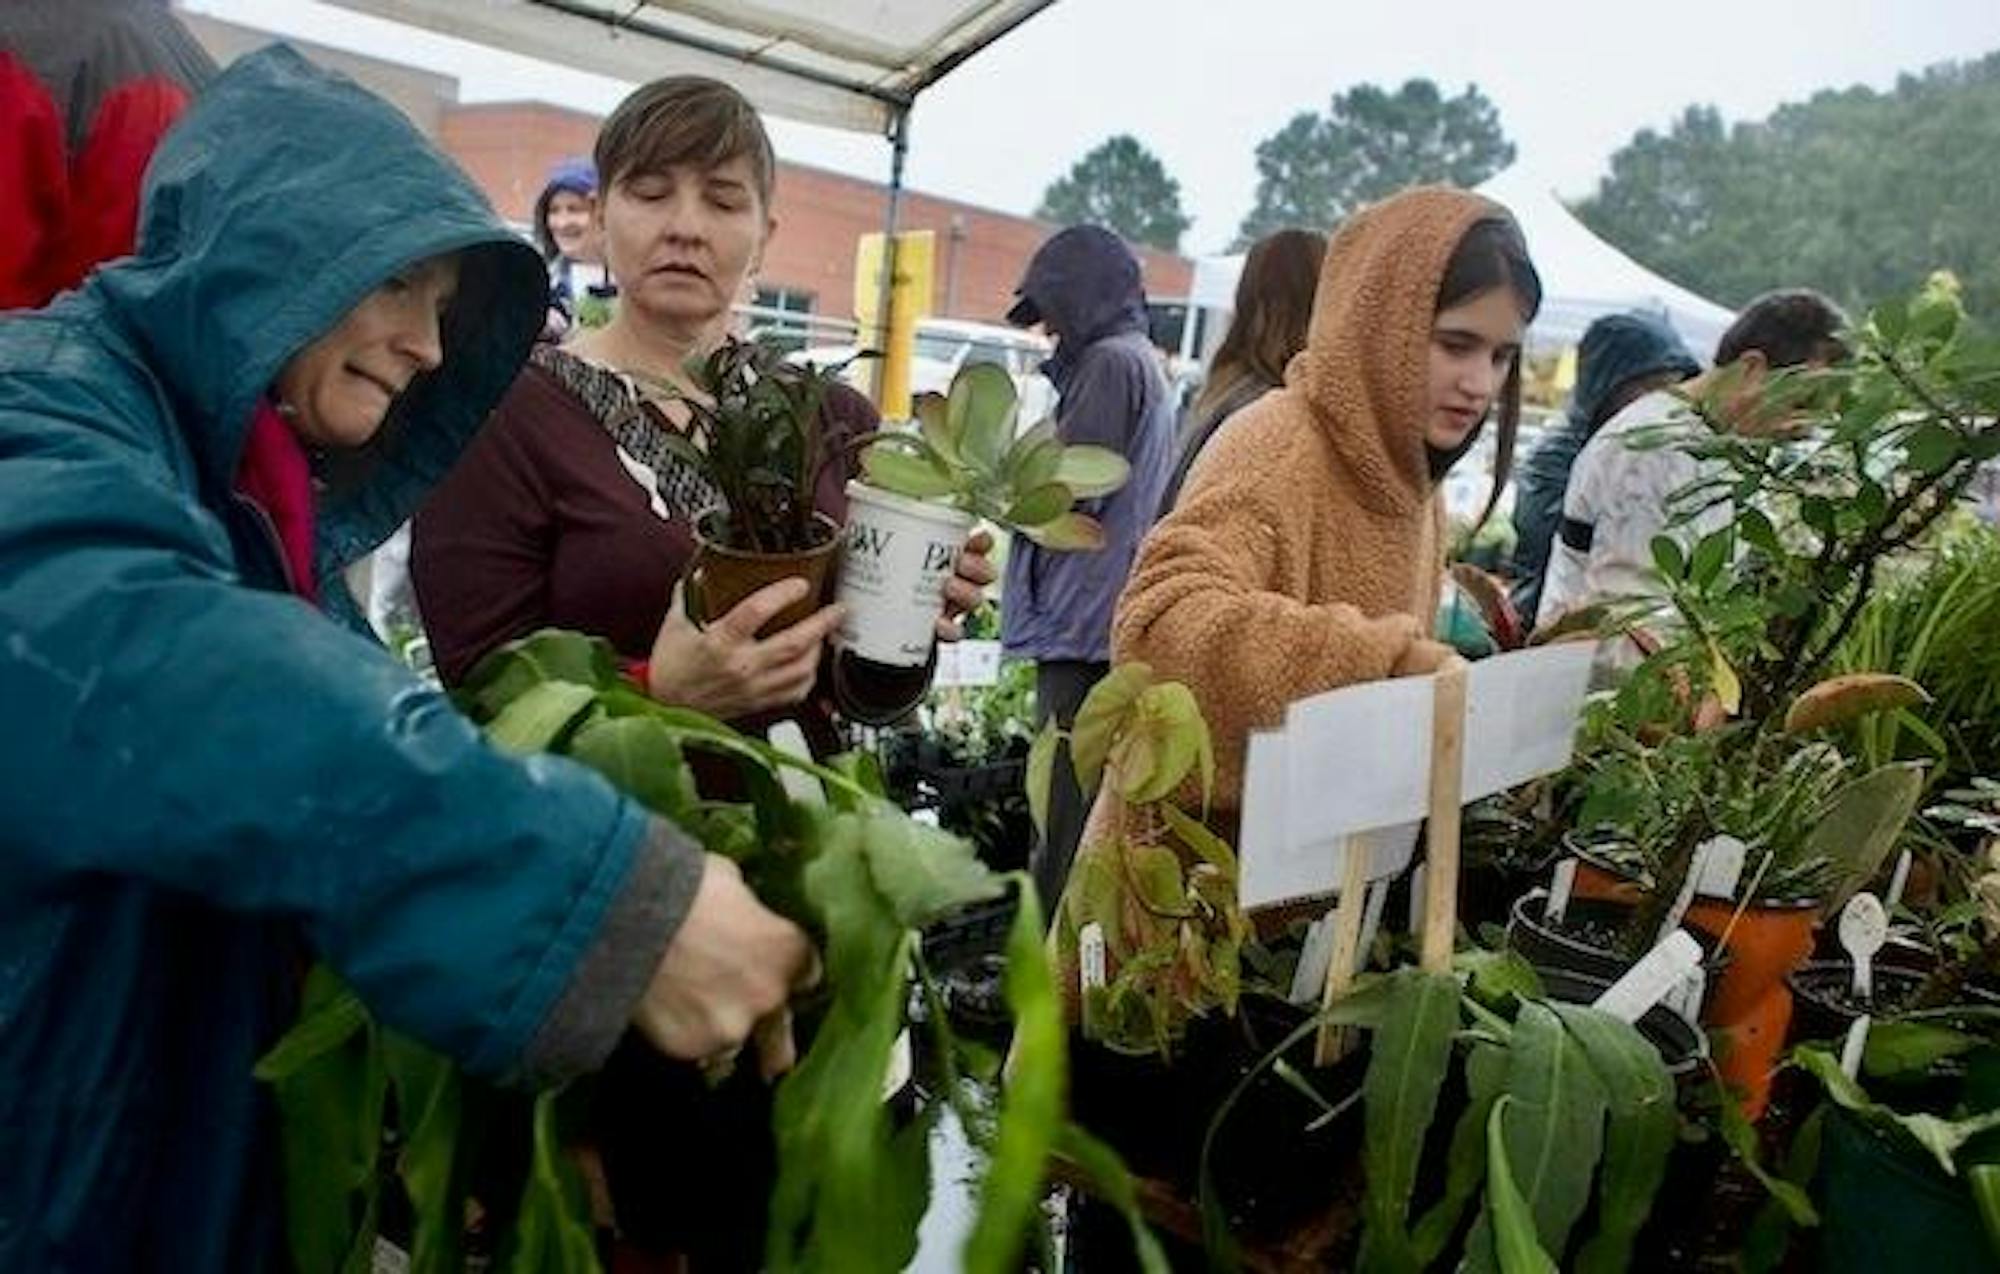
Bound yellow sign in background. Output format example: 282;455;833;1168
854;229;935;420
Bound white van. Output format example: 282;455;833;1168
791;318;1057;430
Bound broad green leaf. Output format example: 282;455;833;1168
381;1033;470;1274
1053;445;1132;498
1007;422;1063;491
457;628;623;721
266;969;386;1274
1802;761;1926;913
1070;664;1153;793
1863;1020;1984;1077
1795;1046;2000;1178
1464;1003;1608;1269
950;362;1020;474
493;1090;598;1273
1485;1098;1560;1274
1905;423;1961;474
484;681;597;755
1021;511;1107;551
858;809;1004;929
767;830;919;1272
862;440;961;499
1128;844;1190;915
1459;948;1545;1010
1357;969;1462;1271
1689;527;1733;590
255;978;369;1081
1649;535;1685;583
914;392;959;464
1025;718;1059;837
1114;682;1208;804
566;715;700;821
964;881;1066;1274
1552;1004;1677;1274
1413;1041;1508;1265
1739;508;1783;558
1160;804;1237;876
1970;1164;2000;1263
1002;482;1073;529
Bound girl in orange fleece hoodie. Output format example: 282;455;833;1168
1113;187;1543;812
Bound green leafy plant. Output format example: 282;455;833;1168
859;362;1130;549
1747;1018;2000;1266
260;630;1167;1274
639;338;859;553
1197;958;1679;1273
1028;663;1246;1058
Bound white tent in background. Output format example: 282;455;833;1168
1185;166;1737;361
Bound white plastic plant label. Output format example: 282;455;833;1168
1289;913;1337;1005
1593;930;1703;1025
1693;835;1748;900
1078;922;1107;992
834;481;974;668
1546;858;1579;923
1840;892;1889;1002
1840;1014;1873;1081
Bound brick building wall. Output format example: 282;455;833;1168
439;101;1193;325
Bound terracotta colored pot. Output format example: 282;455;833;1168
686;510;841;637
1683;896;1819;1120
1564;841;1650;906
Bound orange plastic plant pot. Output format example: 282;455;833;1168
1684;898;1819;1119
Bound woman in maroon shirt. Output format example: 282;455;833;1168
411;77;991;1269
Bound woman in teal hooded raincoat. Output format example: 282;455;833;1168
0;46;812;1270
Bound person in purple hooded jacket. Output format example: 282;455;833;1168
1002;224;1174;909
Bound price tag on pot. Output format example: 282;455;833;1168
1667;967;1706;1022
1079;922;1107;992
1593;929;1703;1025
1656;837;1729;947
1839;892;1888;1003
767;721;825;806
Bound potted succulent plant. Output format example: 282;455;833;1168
831;362;1129;722
643;339;858;635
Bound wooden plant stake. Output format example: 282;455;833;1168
1315;834;1374;1065
1420;660;1469;973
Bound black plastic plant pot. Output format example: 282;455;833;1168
1506;889;1729;1019
1815;1105;1996;1272
1531;966;1709;1079
1787;960;1935;1045
1067;995;1366;1244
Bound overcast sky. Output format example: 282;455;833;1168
182;0;2000;256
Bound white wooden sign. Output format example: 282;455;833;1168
1239;643;1595;910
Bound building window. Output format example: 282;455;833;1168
746;285;817;353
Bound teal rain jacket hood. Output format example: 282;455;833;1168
0;47;701;1270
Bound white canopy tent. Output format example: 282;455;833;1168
318;0;1056;135
320;0;1059;390
1185;166;1737;362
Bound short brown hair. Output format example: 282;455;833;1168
1715;288;1848;369
595;76;776;208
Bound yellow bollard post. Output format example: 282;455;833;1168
853;229;934;420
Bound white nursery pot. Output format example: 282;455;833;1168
834;481;975;668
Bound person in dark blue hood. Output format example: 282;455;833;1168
1507;311;1699;622
1002;223;1174;908
0;47;812;1270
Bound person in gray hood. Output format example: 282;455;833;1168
1002;224;1174;908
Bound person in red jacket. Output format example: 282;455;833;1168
0;0;214;309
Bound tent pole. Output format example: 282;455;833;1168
871;102;912;408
